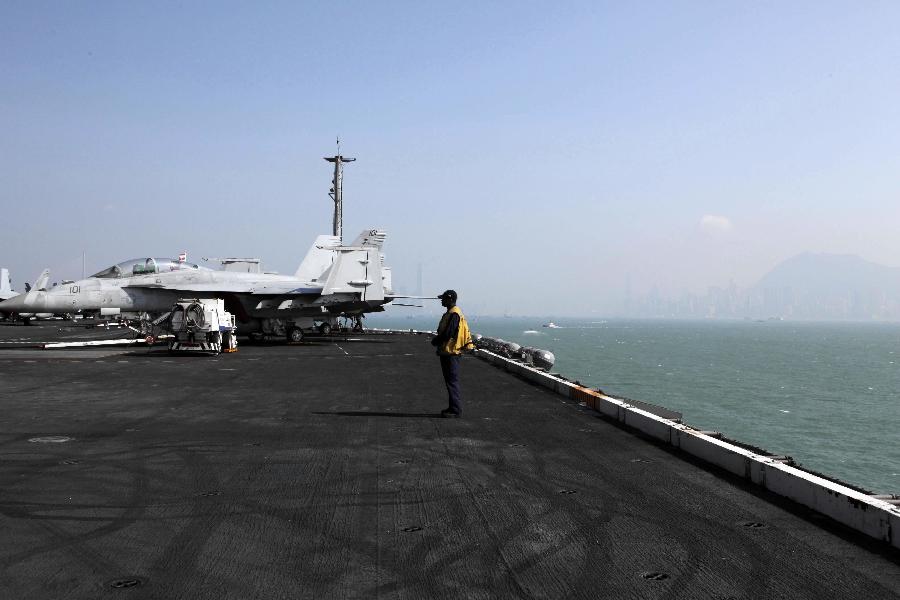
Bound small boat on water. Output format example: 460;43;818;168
542;321;560;328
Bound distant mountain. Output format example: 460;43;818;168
625;252;900;320
749;253;900;319
754;253;900;296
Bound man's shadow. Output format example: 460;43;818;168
313;411;442;419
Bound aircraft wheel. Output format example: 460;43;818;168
318;323;332;336
287;327;304;343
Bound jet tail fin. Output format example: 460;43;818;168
382;265;393;296
348;229;387;249
321;247;384;301
32;269;50;292
0;269;12;295
294;235;341;281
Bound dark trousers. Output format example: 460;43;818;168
439;354;462;414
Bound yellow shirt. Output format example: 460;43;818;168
437;306;473;355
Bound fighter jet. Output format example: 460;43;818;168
0;268;16;301
0;268;61;322
0;268;18;322
0;230;394;341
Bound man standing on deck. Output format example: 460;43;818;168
431;289;473;418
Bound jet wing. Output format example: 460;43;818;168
124;281;323;295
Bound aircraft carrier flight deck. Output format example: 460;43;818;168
1;322;899;599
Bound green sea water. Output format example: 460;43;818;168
368;314;900;494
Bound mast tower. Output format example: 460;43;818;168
324;140;356;243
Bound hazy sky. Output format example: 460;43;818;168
2;2;899;316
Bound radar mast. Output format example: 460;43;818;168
324;138;355;243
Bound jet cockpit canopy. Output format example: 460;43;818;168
91;258;209;279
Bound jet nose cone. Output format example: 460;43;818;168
0;294;26;313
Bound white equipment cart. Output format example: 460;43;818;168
168;299;237;355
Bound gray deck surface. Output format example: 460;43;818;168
1;322;899;599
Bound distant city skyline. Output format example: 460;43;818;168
619;280;900;321
388;252;900;320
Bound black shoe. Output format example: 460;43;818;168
440;409;461;418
